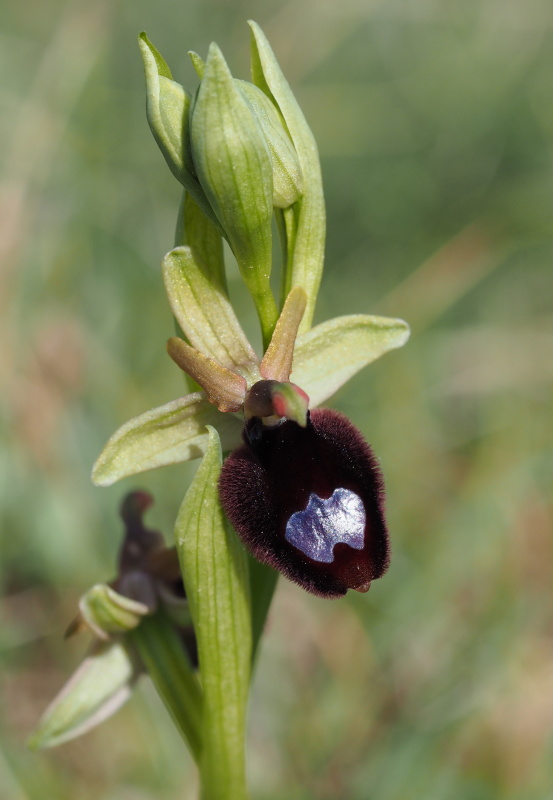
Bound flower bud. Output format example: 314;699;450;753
189;43;278;336
138;33;221;230
236;80;303;208
219;408;389;598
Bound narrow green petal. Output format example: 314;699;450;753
260;286;307;382
175;427;251;800
249;21;325;331
291;315;410;407
166;338;247;412
28;640;139;749
91;393;243;487
163;246;260;382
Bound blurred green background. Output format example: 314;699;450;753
2;0;553;797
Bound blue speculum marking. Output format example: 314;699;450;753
285;488;366;563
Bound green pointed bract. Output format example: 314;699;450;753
291;314;411;407
175;427;251;799
28;640;139;750
91;392;243;487
190;42;278;343
249;21;325;332
237;80;303;209
138;33;219;230
162;246;260;382
79;584;151;640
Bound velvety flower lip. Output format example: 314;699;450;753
219;408;389;598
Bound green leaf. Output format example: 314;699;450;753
291;315;411;407
175;427;251;800
79;584;150;640
91;392;243;487
190;42;278;346
163;246;260;382
28;640;139;749
249;21;325;331
237;80;303;209
138;33;220;230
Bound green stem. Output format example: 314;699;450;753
256;288;280;350
174;189;187;246
130;609;203;761
176;429;252;800
279;204;299;308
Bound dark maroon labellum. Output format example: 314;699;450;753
219;408;390;598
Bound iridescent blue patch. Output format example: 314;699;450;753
285;488;366;563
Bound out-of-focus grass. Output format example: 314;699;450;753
1;0;553;798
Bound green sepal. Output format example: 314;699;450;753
175;426;251;799
91;392;243;487
79;583;150;640
162;246;260;382
237;80;303;209
28;640;139;750
291;314;411;407
249;21;325;331
190;42;278;344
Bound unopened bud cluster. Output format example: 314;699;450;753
139;27;308;338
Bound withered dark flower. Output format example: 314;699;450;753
219;405;389;598
66;491;193;643
30;491;197;750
